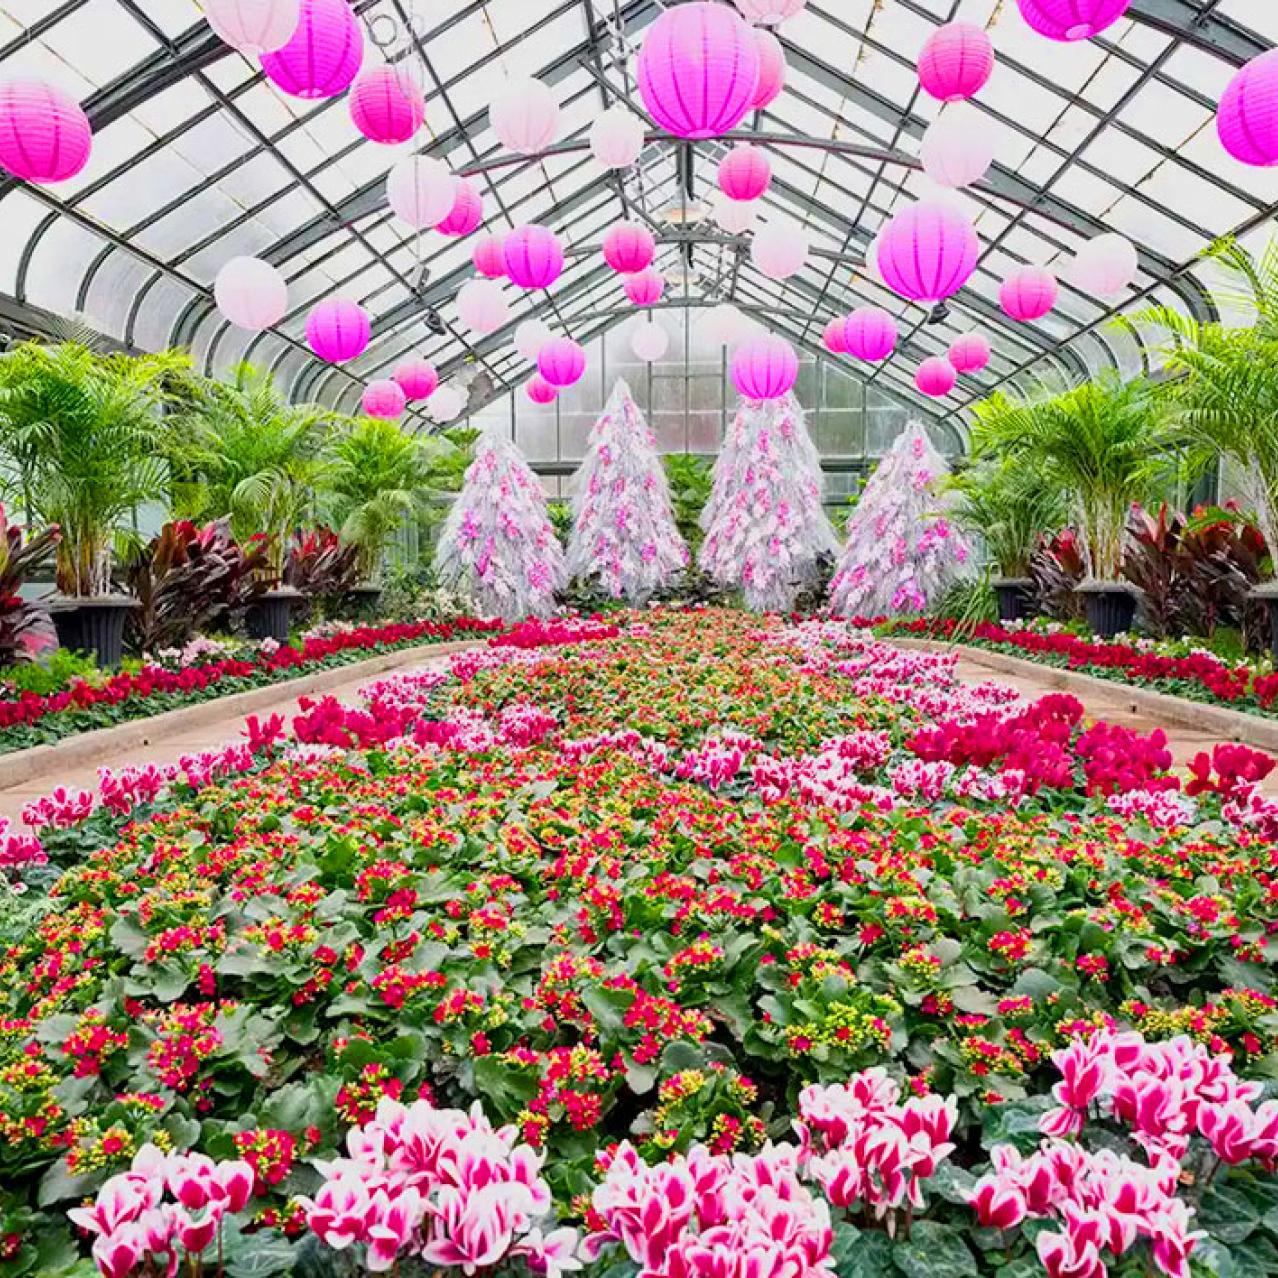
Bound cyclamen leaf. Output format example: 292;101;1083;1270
892;1222;977;1278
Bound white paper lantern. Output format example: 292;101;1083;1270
751;220;808;280
700;303;752;346
590;106;645;169
514;318;554;362
631;319;670;362
490;78;559;156
387;155;456;230
214;256;288;331
428;384;466;423
203;0;300;54
733;0;806;25
1069;233;1139;297
920;104;995;189
863;232;884;284
711;190;759;236
457;279;510;335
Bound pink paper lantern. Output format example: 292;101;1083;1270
751;220;808;280
1015;0;1130;41
260;0;363;99
503;225;565;290
386;155;455;230
214;256;288;332
920;104;995;188
362;379;407;419
731;334;798;401
915;356;957;397
348;65;424;144
490;78;559;155
877;201;980;303
0;81;92;185
436;178;484;237
538;337;587;388
718;144;771;202
457;279;509;335
917;23;994;103
637;3;761;141
1000;266;1058;321
623;268;665;307
844;307;898;362
526;374;559;405
590;107;645;169
394;359;438;401
733;0;805;22
823;317;849;355
751;28;786;110
948;332;991;374
602;222;656;275
306;297;371;363
472;234;507;279
1218;50;1278;168
204;0;300;55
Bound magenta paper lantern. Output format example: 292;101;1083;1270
637;3;761;141
623;268;665;307
718;144;771;202
732;334;798;402
602;222;656;275
538;337;587;388
752;28;786;110
1015;0;1130;41
204;0;300;54
844;306;898;362
526;374;558;405
214;256;288;332
472;234;507;280
349;65;423;144
490;78;559;155
1218;50;1278;168
916;357;957;397
362;379;407;420
1000;266;1058;321
306;298;370;363
823;317;849;355
436;178;484;237
917;23;994;103
260;0;362;99
394;359;438;401
877;201;980;304
948;332;991;374
503;225;565;290
0;81;92;185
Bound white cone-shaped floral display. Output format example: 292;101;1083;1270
434;429;565;621
699;394;838;612
829;421;973;618
566;378;689;601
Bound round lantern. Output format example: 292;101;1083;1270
1015;0;1130;41
751;220;808;280
387;155;456;230
624;268;665;307
503;225;565;290
632;320;670;363
472;234;507;279
948;332;991;374
1218;50;1278;168
305;298;370;363
921;104;995;189
394;359;438;401
204;0;300;54
637;3;761;141
701;303;751;346
719;144;771;202
1069;233;1138;296
260;0;363;99
490;78;559;155
525;375;558;405
428;384;466;423
917;23;994;103
602;223;656;275
1000;266;1058;321
751;28;786;110
732;334;798;401
877;201;980;303
214;256;288;332
362;379;407;419
348;65;424;144
515;319;554;363
457;279;509;335
538;337;587;388
733;0;805;24
712;190;759;235
590;107;645;169
916;357;957;397
436;178;484;237
823;317;848;355
844;306;898;362
0;81;92;184
862;231;884;284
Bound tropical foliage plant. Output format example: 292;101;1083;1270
950;459;1068;579
0;505;59;664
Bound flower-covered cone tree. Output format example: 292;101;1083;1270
434;429;565;621
829;421;973;618
566;378;689;601
699;394;838;612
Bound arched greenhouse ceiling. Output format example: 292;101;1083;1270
0;0;1274;447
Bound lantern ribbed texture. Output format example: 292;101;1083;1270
602;223;656;274
490;79;559;155
1218;50;1278;168
948;333;991;374
260;0;362;99
0;80;92;184
917;23;994;102
348;65;423;143
306;298;370;362
916;357;957;397
457;279;509;335
623;269;666;307
394;359;438;401
538;338;587;388
203;0;300;54
214;257;288;332
1015;0;1130;41
878;202;980;303
436;178;484;237
386;155;455;230
823;317;849;355
733;0;805;24
632;320;670;362
844;307;898;362
1000;266;1058;320
718;144;771;201
731;334;798;401
503;225;565;290
526;375;559;405
362;379;407;419
590;107;645;168
472;234;507;279
637;3;761;141
920;104;995;188
751;28;786;110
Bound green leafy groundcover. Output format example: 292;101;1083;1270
3;608;1278;1277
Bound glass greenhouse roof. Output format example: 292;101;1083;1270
0;0;1273;442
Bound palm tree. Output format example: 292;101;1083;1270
950;459;1067;580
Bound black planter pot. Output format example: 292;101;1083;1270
1251;585;1278;661
346;583;383;621
49;596;138;668
245;587;303;643
1079;582;1138;639
992;576;1036;624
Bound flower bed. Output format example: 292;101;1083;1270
3;609;1278;1277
